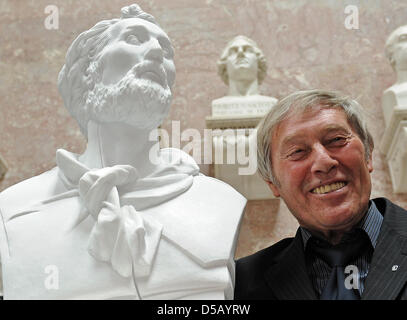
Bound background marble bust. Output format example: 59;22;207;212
382;25;407;126
213;35;277;114
217;35;267;96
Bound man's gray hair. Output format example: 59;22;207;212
257;90;374;185
385;25;407;71
58;4;158;139
217;35;267;85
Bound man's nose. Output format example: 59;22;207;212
310;144;338;175
144;38;163;63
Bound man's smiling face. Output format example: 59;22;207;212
267;106;373;238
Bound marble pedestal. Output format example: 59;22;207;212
206;96;277;200
385;120;407;193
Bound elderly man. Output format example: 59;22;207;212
0;4;246;299
234;90;407;300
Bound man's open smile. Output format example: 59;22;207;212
311;181;347;194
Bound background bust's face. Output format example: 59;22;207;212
98;18;175;90
268;107;373;236
226;38;258;82
390;27;407;71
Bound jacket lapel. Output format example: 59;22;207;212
362;198;407;300
264;229;317;300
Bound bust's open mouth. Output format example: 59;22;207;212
141;71;164;86
137;64;167;87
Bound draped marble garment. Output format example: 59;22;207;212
0;147;246;299
55;148;200;278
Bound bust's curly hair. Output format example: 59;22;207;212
58;4;158;139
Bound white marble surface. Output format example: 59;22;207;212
0;4;246;299
381;25;407;193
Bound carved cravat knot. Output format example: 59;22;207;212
78;165;138;218
77;165;162;278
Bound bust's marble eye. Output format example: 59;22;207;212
399;34;407;42
126;35;141;45
160;44;173;58
228;47;238;55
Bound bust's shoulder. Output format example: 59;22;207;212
179;174;247;218
149;174;247;266
383;84;407;104
191;175;246;199
0;167;65;219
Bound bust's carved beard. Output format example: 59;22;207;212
85;63;172;130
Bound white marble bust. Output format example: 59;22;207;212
212;35;277;117
0;4;246;299
382;25;407;126
380;25;407;193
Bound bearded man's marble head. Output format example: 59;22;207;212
58;4;176;139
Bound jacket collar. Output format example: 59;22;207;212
362;198;407;300
264;228;317;300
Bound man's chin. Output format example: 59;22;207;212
317;207;365;231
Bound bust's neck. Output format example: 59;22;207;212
227;78;259;96
79;120;159;178
396;69;407;84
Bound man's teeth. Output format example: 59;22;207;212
312;182;346;194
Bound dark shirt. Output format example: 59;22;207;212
300;200;383;297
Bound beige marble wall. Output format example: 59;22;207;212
1;0;407;260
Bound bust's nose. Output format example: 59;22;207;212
236;46;245;57
144;38;163;63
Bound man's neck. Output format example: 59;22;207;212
305;209;368;245
79;120;160;178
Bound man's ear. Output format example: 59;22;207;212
266;181;280;197
367;150;373;173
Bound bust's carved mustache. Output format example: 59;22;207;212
234;57;249;65
130;61;168;88
84;62;172;130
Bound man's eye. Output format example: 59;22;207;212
328;137;347;146
126;35;141;45
288;149;305;160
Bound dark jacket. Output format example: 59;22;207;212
234;198;407;300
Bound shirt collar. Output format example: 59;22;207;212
300;200;383;250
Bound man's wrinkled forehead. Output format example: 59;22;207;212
272;105;351;142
